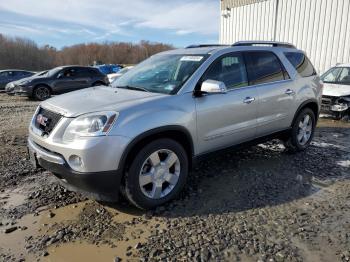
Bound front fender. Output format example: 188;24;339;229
109;93;197;149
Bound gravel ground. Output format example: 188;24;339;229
0;93;349;262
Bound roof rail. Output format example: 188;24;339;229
232;41;296;48
186;44;229;49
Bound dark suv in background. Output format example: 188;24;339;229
0;70;34;90
11;66;109;100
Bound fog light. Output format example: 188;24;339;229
331;104;348;112
69;155;84;170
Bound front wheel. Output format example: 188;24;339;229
283;108;316;152
124;138;188;209
33;85;51;100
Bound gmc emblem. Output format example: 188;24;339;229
36;114;49;127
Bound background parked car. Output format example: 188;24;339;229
0;70;34;90
6;70;47;95
94;64;122;83
12;66;109;100
321;64;350;120
109;66;134;83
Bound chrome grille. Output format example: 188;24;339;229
35;107;62;135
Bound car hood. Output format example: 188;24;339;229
41;86;165;117
10;76;33;85
16;75;49;85
323;83;350;97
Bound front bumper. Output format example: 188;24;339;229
5;84;31;96
28;138;123;201
321;96;349;114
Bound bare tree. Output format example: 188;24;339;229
0;34;173;71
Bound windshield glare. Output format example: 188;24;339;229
112;54;207;94
46;67;62;77
322;67;350;85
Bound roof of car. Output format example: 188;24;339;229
162;42;299;56
0;69;32;72
58;65;92;68
335;63;350;67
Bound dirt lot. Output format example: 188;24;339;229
0;93;349;262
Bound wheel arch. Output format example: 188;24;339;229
119;126;194;174
92;81;106;86
292;99;319;126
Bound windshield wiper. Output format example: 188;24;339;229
116;85;150;92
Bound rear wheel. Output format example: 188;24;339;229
33;85;51;100
124;138;188;209
283;108;316;152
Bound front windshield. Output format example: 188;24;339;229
34;71;47;77
46;67;62;77
112;54;207;94
322;67;350;85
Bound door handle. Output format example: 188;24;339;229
285;89;295;95
243;97;255;104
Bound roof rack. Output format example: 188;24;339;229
232;41;296;49
186;44;229;49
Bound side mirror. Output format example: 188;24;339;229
57;72;63;79
200;80;227;95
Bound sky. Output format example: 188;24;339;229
0;0;220;49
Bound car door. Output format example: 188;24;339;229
244;51;295;137
195;52;258;154
53;68;82;93
73;68;93;89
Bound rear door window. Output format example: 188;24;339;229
75;68;90;77
244;51;287;85
285;52;316;77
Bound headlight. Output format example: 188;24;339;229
63;111;118;141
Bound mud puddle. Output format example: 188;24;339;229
1;200;165;261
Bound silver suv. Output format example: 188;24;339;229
28;41;322;209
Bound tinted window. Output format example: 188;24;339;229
0;72;6;79
202;53;248;89
285;52;316;77
0;72;9;79
88;68;101;76
63;68;76;77
75;68;90;77
244;52;286;85
13;71;28;77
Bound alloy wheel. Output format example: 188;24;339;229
297;114;313;145
139;149;180;199
35;87;50;100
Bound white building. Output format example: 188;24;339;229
220;0;350;73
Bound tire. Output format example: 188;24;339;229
33;85;51;100
124;138;188;209
283;108;316;152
